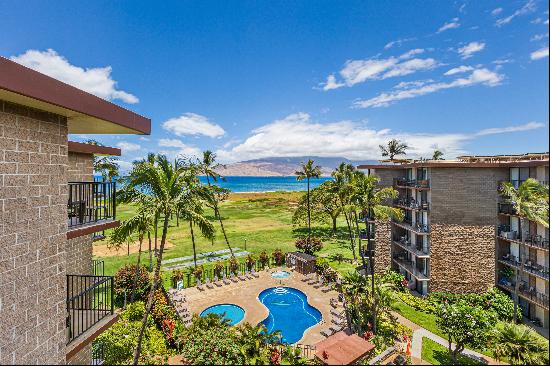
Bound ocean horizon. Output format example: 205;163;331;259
198;175;333;193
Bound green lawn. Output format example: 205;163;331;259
421;337;484;365
95;191;360;288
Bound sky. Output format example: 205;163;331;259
1;0;549;170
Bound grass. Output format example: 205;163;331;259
94;191;360;288
421;337;484;365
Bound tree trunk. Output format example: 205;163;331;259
147;231;153;272
342;209;357;261
307;177;311;241
331;215;338;234
154;213;158;255
190;220;197;267
514;217;527;323
216;206;234;256
176;208;179;227
133;214;170;365
364;214;376;334
130;235;143;303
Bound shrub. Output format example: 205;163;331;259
380;269;407;292
245;254;256;271
316;257;330;274
214;261;225;278
192;265;204;280
122;301;146;322
295;236;323;255
171;269;185;288
229;256;239;274
272;249;285;266
258;251;270;268
113;264;150;304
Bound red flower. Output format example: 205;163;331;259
270;349;281;365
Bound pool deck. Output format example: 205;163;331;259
174;268;340;345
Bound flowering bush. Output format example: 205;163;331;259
245;254;256;271
258;251;270;268
113;264;151;304
272;249;285;266
295;236;323;255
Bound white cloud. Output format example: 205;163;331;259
531;33;549;41
353;68;504;109
157;138;201;159
493;59;513;65
10;49;138;104
530;46;549;60
321;49;437;90
162;113;225;138
215;113;543;162
394;80;434;89
458;42;486;59
437;18;461;33
491;8;503;16
384;37;416;49
116;141;141;152
496;0;536;26
475;121;545;136
531;17;549;25
444;65;474;75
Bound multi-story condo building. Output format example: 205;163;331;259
358;153;549;330
0;57;151;364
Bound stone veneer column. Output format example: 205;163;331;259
374;220;392;274
0;100;68;364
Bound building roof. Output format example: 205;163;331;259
287;251;317;262
0;56;150;135
358;153;549;170
68;141;121;156
314;331;375;365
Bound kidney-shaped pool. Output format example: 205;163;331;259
258;287;322;344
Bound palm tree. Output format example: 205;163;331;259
127;154;192;364
432;150;444;160
198;150;234;256
379;139;408;160
86;139;120;181
295;159;322;241
500;178;549;322
238;323;281;365
492;323;549;365
330;163;358;261
352;173;403;334
109;202;155;302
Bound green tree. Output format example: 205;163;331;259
432;150;444;160
238;323;281;365
492;323;549;365
379;139;408;160
85;139;120;181
295;159;322;241
330;163;358;261
292;181;342;233
500;178;549;321
436;302;496;364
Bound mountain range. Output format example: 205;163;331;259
216;156;379;176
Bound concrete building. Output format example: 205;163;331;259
0;56;151;364
358;153;549;330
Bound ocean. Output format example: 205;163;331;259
198;176;333;193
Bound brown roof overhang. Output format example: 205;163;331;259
0;56;151;135
358;160;549;169
68;141;121;156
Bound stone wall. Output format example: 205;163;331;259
66;235;93;276
67;344;91;365
371;168;406;187
67;152;93;182
429;167;508;293
0;100;68;364
374;220;392;274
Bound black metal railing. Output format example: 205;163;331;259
393;198;429;210
66;275;114;344
91;341;106;365
393;178;430;189
523;262;550;280
498;202;518;215
518;285;550;309
497;226;549;250
93;260;105;276
68;182;116;228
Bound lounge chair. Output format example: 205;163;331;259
313;277;325;289
245;270;254;280
331;316;346;326
329;298;340;308
302;273;314;282
196;280;205;291
230;273;239;282
237;271;247;281
320;328;334;337
331;309;345;319
321;282;334;293
213;276;223;287
205;278;214;289
222;274;231;285
329;324;345;333
251;269;260;278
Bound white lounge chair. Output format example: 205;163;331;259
222;273;231;285
251;269;260;278
331;316;346;326
302;273;314;282
196;279;205;291
237;271;247;281
205;278;214;289
230;273;239;282
313;277;325;289
213;276;223;287
320;328;332;337
331;309;345;319
321;282;334;293
245;270;254;280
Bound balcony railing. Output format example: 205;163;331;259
499;254;549;280
498;202;518;216
393;198;430;210
392;254;429;280
359;229;375;240
518;284;550;309
393;219;430;234
497;227;549;250
67;274;114;344
394;178;430;189
393;236;429;257
68;182;116;228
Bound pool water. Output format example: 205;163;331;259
271;271;291;279
200;304;245;325
259;287;322;344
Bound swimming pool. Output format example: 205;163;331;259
200;304;245;325
259;287;322;344
271;270;291;279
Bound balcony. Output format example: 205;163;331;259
393;236;429;258
518;284;550;310
392;254;429;281
393;198;429;211
498;253;521;268
393;178;430;190
497;226;549;251
359;228;375;240
523;262;550;280
392;219;430;235
498;202;518;216
67;182;118;238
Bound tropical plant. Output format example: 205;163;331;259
214;261;225;278
245;254;256;271
229;255;239;274
379;139;408;160
295;236;323;255
295;159;322;241
330;163;358;261
500;178;549;321
171;270;185;288
86;139;120;181
432;149;444;160
258;251;270;268
192;265;204;280
436;301;496;364
491;322;549;365
272;249;285;266
238;323;282;365
113;264;151;305
292;181;342;233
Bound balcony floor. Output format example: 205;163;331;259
66;311;118;362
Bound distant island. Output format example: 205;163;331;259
216;156;378;176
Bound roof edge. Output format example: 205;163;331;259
68;141;121;156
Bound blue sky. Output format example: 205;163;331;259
1;0;548;168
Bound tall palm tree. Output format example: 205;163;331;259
500;178;549;322
126;154;192;364
352;173;403;334
198;150;234;256
432;150;444;160
330;163;358;261
109;202;155;302
295;159;322;241
492;323;549;365
86;139;119;181
379;139;408;160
